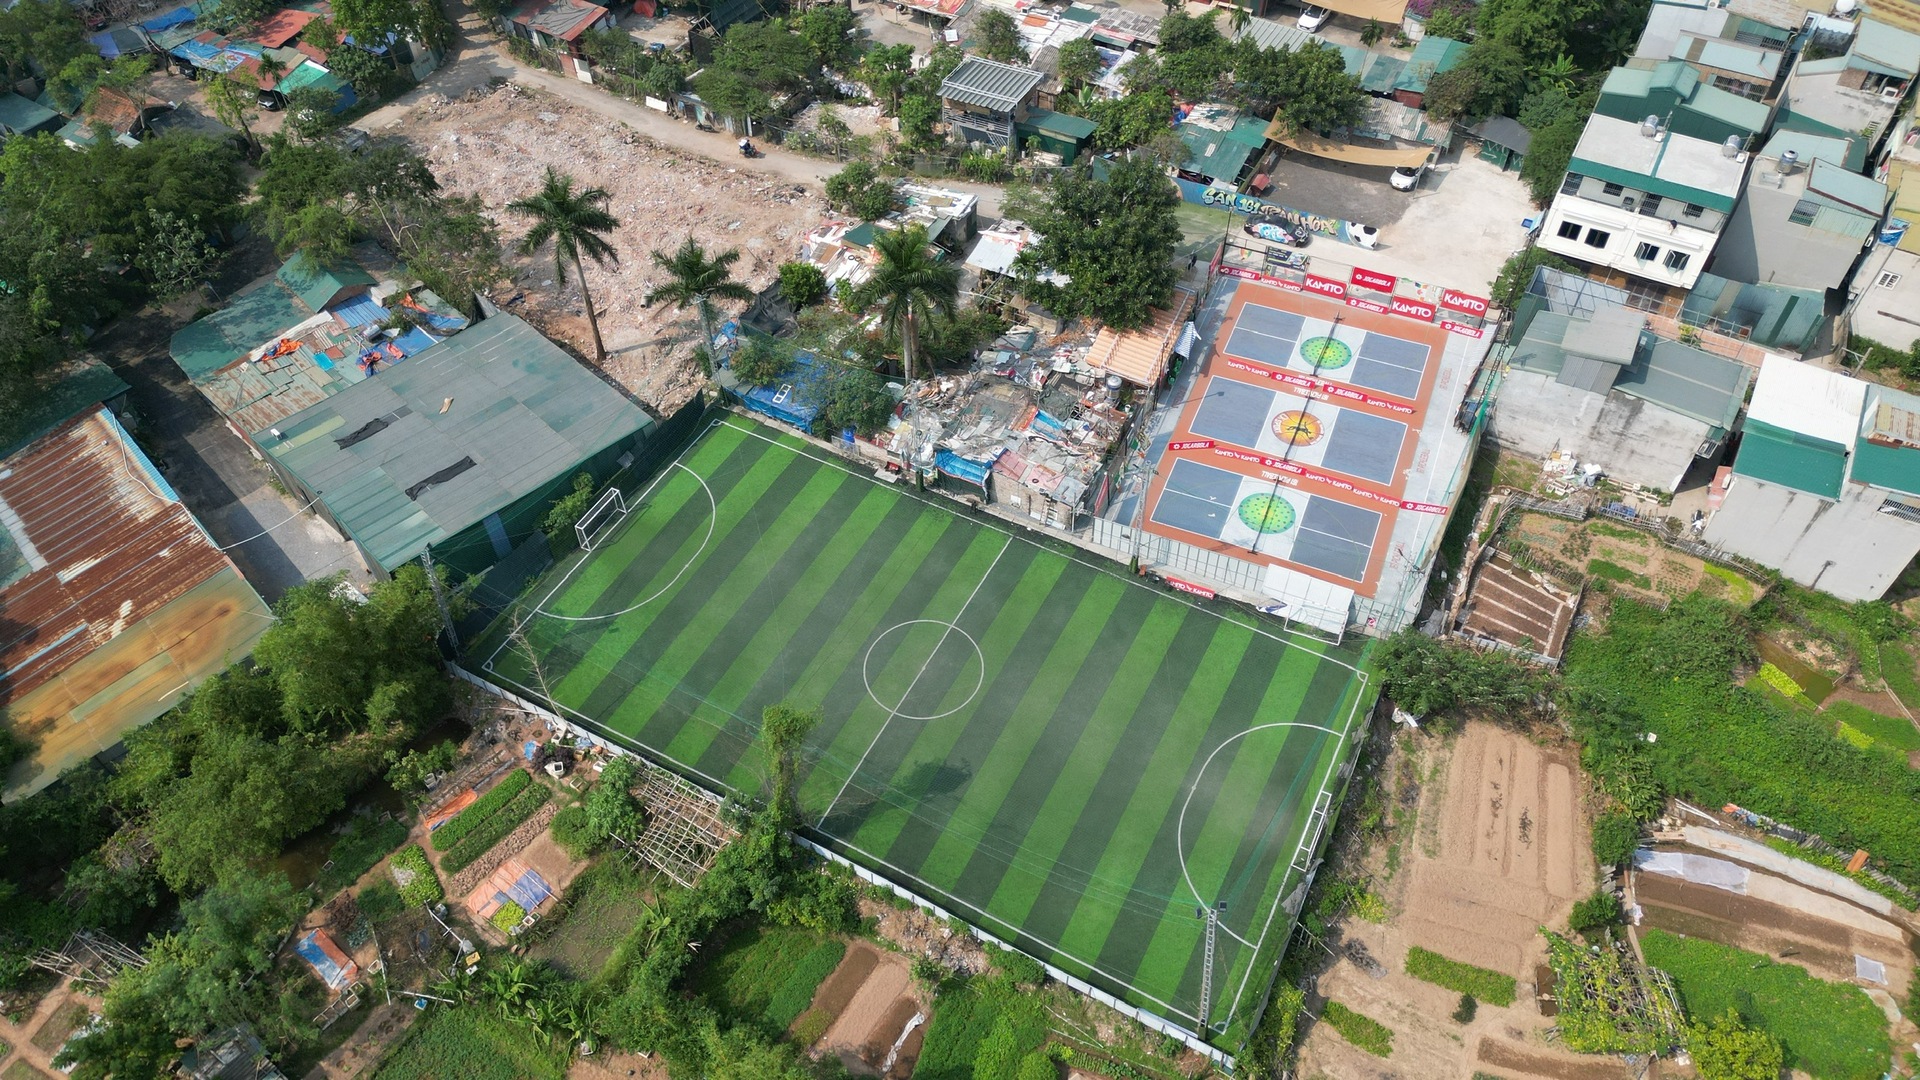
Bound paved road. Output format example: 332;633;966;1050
359;10;1008;218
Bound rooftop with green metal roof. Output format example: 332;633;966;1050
1393;36;1466;93
0;92;61;134
262;311;655;572
169;274;315;382
1852;385;1920;496
1732;418;1850;498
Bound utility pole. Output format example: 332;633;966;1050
420;550;460;652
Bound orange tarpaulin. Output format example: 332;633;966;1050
423;788;477;833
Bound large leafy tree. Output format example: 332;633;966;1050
795;1;862;71
855;223;960;383
973;8;1028;63
1057;37;1101;91
1011;156;1181;331
860;43;915;115
0;0;89;84
693;17;814;122
643;237;752;375
1423;40;1529;123
509;167;621;362
1264;41;1367;136
252;564;450;734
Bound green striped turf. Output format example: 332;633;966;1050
471;417;1375;1033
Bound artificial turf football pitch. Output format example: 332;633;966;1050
469;416;1374;1039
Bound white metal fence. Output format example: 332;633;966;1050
449;662;1238;1070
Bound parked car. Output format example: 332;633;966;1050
1390;152;1437;191
256;88;283;111
1244;213;1311;247
1298;5;1331;31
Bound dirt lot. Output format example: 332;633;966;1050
1508;512;1745;606
395;81;832;415
1297;722;1597;1080
799;941;926;1078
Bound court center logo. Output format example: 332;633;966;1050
1271;410;1324;447
1298;336;1354;370
1236;493;1297;534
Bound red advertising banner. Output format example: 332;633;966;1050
1167;577;1217;599
1440;288;1490;316
1169;439;1215;451
1303;273;1348;299
1440;319;1486;339
1224;357;1417;414
1345;297;1389;314
1351;267;1397;292
1208;447;1447;514
1389;295;1436;321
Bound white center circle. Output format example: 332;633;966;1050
863;620;986;720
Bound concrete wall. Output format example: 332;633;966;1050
1488;370;1709;490
1538;193;1720;289
1712;179;1865;291
1703;476;1920;600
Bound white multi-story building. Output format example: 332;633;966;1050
1536;113;1752;291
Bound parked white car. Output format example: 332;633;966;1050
1297;5;1332;31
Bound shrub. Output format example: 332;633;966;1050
1452;994;1477;1023
777;262;828;308
1590;807;1640;867
440;783;552;873
491;898;528;934
1321;1001;1393;1057
992;946;1045;987
550;804;596;859
390;845;442;907
728;335;791;387
1405;946;1517;1006
1754;662;1803;698
315;815;410;896
1568;890;1622;936
542;473;596;538
431;769;532;850
357;880;406;923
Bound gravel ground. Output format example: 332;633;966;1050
399;82;831;414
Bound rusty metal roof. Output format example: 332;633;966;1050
0;409;254;705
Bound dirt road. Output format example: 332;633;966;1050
358;13;1006;219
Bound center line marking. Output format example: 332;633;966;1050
817;535;1014;827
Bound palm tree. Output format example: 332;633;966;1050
857;223;960;384
643;236;752;376
1228;1;1252;35
508;167;621;362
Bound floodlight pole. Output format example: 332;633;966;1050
420;550;460;652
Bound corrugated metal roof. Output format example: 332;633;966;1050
1854;17;1920;77
1806;157;1888;216
0;409;262;708
511;0;609;41
1178;125;1254;183
1234;16;1313;53
1512;306;1751;426
1734;417;1849;497
0;92;60;134
1023;107;1096;140
1083;288;1194;388
1393;36;1466;93
280;252;377;314
170;276;316;382
1747;352;1867;443
941;56;1044;112
1758;128;1855;167
263;312;654;571
1852;384;1920;494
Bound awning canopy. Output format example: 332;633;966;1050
1316;0;1408;25
1084;287;1196;388
1273;131;1433;168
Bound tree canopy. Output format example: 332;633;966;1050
1010;157;1182;331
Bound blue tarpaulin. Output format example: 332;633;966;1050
392;327;439;355
141;5;199;31
729;350;825;429
89;27;148;57
935;449;998;487
295;930;355;990
329;294;388;329
1027;410;1068;442
501;867;553;910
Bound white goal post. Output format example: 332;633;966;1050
576;486;629;551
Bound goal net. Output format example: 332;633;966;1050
576;486;629;551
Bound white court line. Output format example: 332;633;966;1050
481;420;730;670
710;416;1361;674
816;534;1014;828
1220;668;1372;1030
